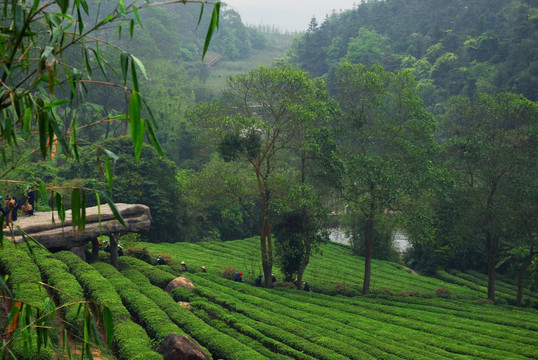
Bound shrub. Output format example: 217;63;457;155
126;246;153;263
334;283;351;296
220;266;238;280
473;298;494;305
434;287;452;298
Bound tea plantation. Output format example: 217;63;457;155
1;237;537;359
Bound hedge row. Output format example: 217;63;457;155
55;251;162;360
192;274;538;359
118;256;176;288
28;246;86;337
93;262;184;345
0;241;54;360
120;267;267;360
189;275;436;360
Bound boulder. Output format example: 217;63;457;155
156;333;209;360
164;276;195;292
4;203;151;260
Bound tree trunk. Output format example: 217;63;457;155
362;213;374;295
296;241;311;290
90;238;100;262
516;247;534;307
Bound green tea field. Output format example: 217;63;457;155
1;238;537;359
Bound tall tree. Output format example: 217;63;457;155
201;65;333;287
443;92;538;302
334;62;437;294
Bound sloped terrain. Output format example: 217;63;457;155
1;238;537;359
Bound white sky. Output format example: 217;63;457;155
223;0;358;32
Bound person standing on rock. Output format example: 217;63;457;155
26;185;35;216
5;195;19;222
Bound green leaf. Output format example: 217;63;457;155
38;110;48;159
54;0;69;14
105;155;112;194
48;112;70;155
71;188;81;230
120;53;129;84
103;306;113;345
22;107;31;139
132;6;142;27
130;55;147;79
202;2;220;60
98;14;115;27
5;117;12;146
129;91;144;163
39;180;47;205
56;193;65;224
81;190;86;231
119;0;126;16
92;43;107;80
102;192;126;228
71;117;79;161
130;19;134;38
145;120;164;156
83;47;92;79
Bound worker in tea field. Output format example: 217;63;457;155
303;281;310;292
271;274;277;284
103;240;111;253
233;272;244;282
181;261;188;272
255;275;263;286
118;244;124;257
201;266;206;272
157;255;167;265
26;185;35;216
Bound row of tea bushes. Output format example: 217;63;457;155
189;274;437;360
55;251;162;360
0;241;53;360
28;247;86;338
119;261;267;360
93;262;185;344
188;273;538;359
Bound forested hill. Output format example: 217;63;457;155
288;0;538;109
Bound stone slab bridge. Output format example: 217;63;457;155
5;203;151;264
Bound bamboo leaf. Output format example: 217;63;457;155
83;47;92;79
81;190;86;231
56;193;65;224
23;107;31;139
92;43;107;79
131;55;147;79
103;306;113;345
120;52;128;84
129;91;144;163
133;6;142;27
39;180;47;205
71;188;80;230
202;2;220;60
145;120;164;156
104;149;117;194
129;18;134;38
38;110;48;158
102;192;126;228
119;0;126;16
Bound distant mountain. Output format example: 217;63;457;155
288;0;538;108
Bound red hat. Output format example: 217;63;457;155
238;272;243;276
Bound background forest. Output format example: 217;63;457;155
1;0;537;304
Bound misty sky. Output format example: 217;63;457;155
223;1;358;32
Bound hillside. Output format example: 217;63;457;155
288;0;538;109
2;237;536;359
